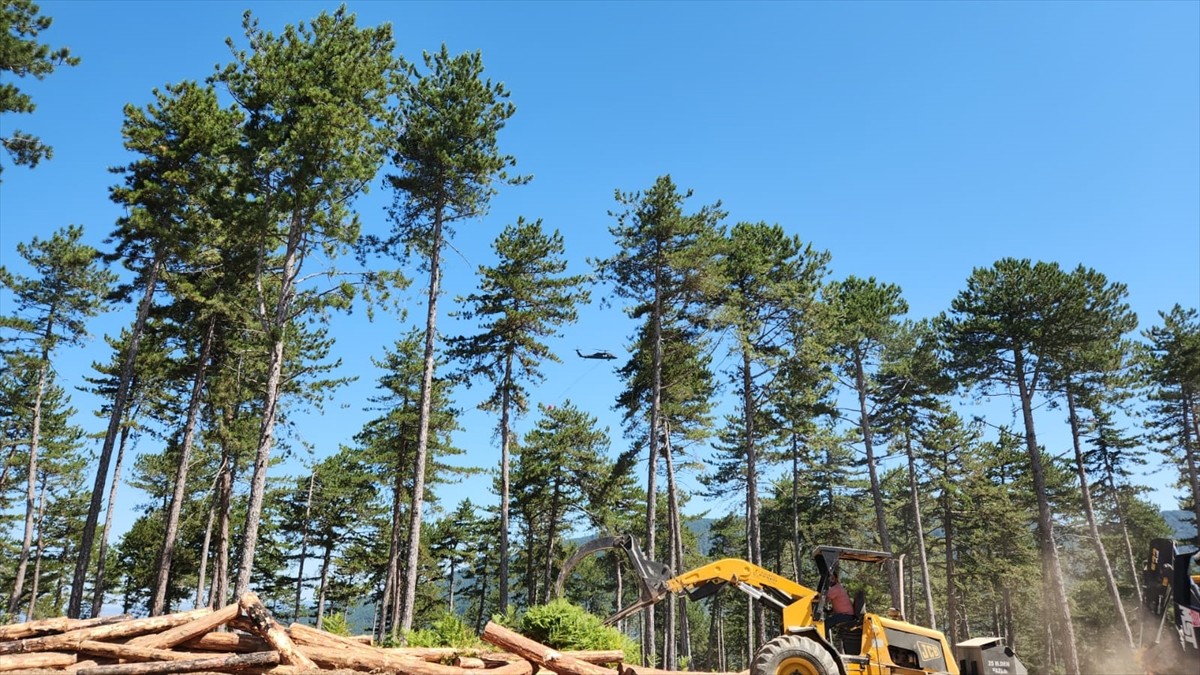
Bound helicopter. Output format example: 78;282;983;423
575;348;617;360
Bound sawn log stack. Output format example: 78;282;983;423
0;593;742;675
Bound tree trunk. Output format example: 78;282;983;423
400;211;444;634
152;318;216;615
236;215;305;598
854;351;900;609
643;283;664;668
8;360;48;617
71;254;162;618
1105;468;1142;604
316;545;332;629
663;422;690;669
195;494;215;609
499;350;514;615
741;351;765;652
213;435;233;609
1180;392;1200;538
1013;348;1081;675
27;473;49;620
1066;389;1134;648
905;434;936;628
942;447;957;648
790;434;801;583
293;470;316;622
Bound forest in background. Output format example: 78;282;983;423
2;4;1198;675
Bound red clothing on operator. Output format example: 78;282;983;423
828;578;854;616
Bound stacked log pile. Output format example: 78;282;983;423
0;594;742;675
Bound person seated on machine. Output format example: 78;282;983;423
826;574;857;629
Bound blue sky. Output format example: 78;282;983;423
1;1;1197;539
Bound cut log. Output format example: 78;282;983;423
348;635;373;646
77;640;211;663
0;616;131;641
620;667;748;675
453;657;485;669
480;623;615;675
74;650;280;675
299;645;463;675
180;633;270;654
284;624;369;653
237;594;316;671
128;604;241;649
0;610;212;655
0;652;77;672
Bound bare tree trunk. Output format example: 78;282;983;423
499;351;514;615
1181;394;1200;538
213;431;234;609
316;545;332;629
71;254;163;617
196;494;215;609
740;351;765;651
152;319;216;615
293;470;316;622
1013;349;1080;675
663;422;690;669
643;285;664;668
790;434;801;582
381;431;406;640
905;434;936;628
1066;389;1134;648
399;212;444;635
236;216;306;598
853;352;900;609
942;446;958;648
28;473;49;619
7;360;48;617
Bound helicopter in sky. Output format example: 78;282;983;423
575;348;617;361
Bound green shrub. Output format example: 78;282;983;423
321;612;350;636
405;612;484;649
501;599;638;663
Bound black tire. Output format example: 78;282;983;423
751;634;841;675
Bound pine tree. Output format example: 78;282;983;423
0;225;114;617
0;0;79;174
213;8;398;599
380;44;522;634
825;276;907;608
942;258;1098;675
446;218;589;614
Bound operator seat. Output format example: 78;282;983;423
837;591;867;654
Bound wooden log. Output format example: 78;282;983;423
480;622;615;675
453;657;485;669
284;623;366;653
236;594;316;671
0;616;132;641
348;635;373;646
179;633;270;654
379;647;459;661
73;651;280;675
128;604;241;649
76;641;212;663
620;667;748;675
0;610;213;655
64;660;101;674
0;652;77;672
302;645;534;675
452;652;624;666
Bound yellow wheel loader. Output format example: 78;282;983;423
556;535;1024;675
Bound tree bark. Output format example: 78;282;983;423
1012;348;1080;675
644;271;664;668
152;318;216;615
400;211;444;635
853;351;900;609
196;494;215;609
72;254;163;618
128;603;240;649
0;608;212;655
8;356;49;617
499;351;513;615
238;592;317;670
481;622;614;675
0;652;77;672
74;651;279;675
904;433;936;629
95;419;132;613
0;615;130;641
27;473;49;620
293;470;316;622
1065;389;1133;648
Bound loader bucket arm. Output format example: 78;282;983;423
555;535;674;626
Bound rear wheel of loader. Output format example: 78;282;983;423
751;635;840;675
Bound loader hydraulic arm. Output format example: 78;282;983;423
557;535;821;631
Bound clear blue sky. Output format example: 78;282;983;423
1;1;1197;539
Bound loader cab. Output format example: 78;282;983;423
812;546;890;654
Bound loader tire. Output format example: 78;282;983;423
751;635;840;675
